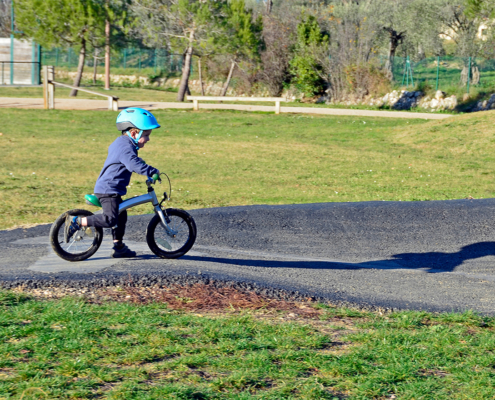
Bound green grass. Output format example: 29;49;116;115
2;108;495;229
1;292;495;399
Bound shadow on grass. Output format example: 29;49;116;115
183;241;495;274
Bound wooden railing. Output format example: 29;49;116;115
187;95;287;114
42;66;119;111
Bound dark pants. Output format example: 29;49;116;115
85;194;127;241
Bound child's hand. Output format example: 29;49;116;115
151;173;161;184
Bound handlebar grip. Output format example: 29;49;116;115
151;173;160;183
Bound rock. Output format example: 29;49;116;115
463;93;470;102
316;95;329;104
435;90;446;100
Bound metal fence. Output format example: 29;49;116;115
0;61;41;85
41;47;185;76
382;56;495;93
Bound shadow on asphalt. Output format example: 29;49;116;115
182;241;495;273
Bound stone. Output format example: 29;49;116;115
463;93;470;102
316;95;329;104
435;90;445;100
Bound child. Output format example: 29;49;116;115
65;107;161;258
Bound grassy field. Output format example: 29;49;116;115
1;289;495;399
1;108;495;229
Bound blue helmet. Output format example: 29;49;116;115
116;108;160;150
116;108;160;131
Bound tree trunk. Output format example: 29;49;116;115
221;60;236;97
93;49;98;85
70;39;86;97
265;0;272;14
177;30;194;102
104;16;110;90
384;28;404;81
198;58;205;96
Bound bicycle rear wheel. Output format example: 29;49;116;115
146;208;197;259
49;209;104;262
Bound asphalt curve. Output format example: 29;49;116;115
2;199;495;314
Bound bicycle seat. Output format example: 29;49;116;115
84;194;102;208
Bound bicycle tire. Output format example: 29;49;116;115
146;208;197;259
49;209;104;262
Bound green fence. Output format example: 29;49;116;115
382;56;495;93
41;47;186;76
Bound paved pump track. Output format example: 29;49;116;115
2;200;495;314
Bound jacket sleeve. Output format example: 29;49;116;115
119;144;159;177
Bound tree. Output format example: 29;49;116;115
465;0;495;18
0;0;11;37
256;14;296;96
366;0;440;79
103;0;133;90
429;0;487;84
15;0;108;96
219;0;262;96
289;14;328;96
132;0;227;102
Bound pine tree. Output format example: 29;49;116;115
220;0;262;96
15;0;108;96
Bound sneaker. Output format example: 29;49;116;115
111;244;137;258
64;216;81;243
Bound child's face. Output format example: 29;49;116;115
131;130;152;148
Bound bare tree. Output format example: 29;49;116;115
132;0;227;102
256;15;296;96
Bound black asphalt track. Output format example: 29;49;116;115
2;199;495;314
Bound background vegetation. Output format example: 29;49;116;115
2;0;495;103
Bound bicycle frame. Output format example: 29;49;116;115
117;183;177;236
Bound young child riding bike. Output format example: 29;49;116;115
64;107;161;258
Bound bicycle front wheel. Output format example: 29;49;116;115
146;208;197;259
49;209;104;262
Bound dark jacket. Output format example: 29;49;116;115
94;135;159;195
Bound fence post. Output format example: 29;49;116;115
123;48;127;69
31;41;36;85
154;48;157;74
467;57;471;94
37;44;41;85
436;56;440;91
48;66;54;109
43;66;48;109
409;57;414;87
55;48;59;67
43;66;55;109
138;49;141;72
406;57;409;87
68;48;71;69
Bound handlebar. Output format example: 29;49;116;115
146;173;161;185
146;172;172;202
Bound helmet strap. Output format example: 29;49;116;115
126;129;143;150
